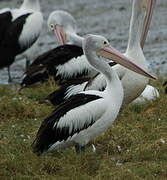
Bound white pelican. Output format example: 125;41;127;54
32;34;155;155
44;0;157;106
113;0;157;105
0;0;43;82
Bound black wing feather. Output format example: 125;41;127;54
21;45;84;87
1;13;35;53
43;77;91;106
28;44;83;70
163;81;167;94
0;13;35;68
32;93;102;155
41;62;117;105
21;66;56;87
0;11;12;43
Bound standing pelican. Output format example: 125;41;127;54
32;34;155;155
0;0;43;82
114;0;156;104
132;0;159;102
45;0;157;106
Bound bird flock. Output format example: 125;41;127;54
0;0;164;155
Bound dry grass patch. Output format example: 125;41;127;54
0;80;167;179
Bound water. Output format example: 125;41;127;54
0;0;166;83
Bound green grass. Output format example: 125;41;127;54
0;80;167;180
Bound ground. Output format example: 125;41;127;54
0;80;167;179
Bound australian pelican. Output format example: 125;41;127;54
32;34;155;155
45;0;158;106
20;10;106;88
0;0;43;82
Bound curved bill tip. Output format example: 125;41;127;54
98;46;157;80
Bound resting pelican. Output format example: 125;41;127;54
132;84;159;103
45;0;157;106
20;11;117;88
0;0;43;82
32;34;155;155
20;10;97;88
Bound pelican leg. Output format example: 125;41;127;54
7;66;12;83
163;81;167;94
26;59;31;70
75;144;86;154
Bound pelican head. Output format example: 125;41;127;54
47;10;77;45
83;34;156;80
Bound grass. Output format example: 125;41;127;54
0;79;167;180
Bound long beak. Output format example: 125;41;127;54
54;25;66;45
140;0;156;49
98;46;156;80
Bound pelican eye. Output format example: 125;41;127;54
103;41;108;45
50;24;54;30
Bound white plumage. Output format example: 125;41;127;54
49;97;106;151
19;12;43;47
132;85;159;104
48;0;157;106
32;34;154;155
56;55;96;79
47;10;97;78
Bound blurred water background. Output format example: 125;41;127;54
0;0;166;82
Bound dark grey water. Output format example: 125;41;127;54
0;0;166;82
